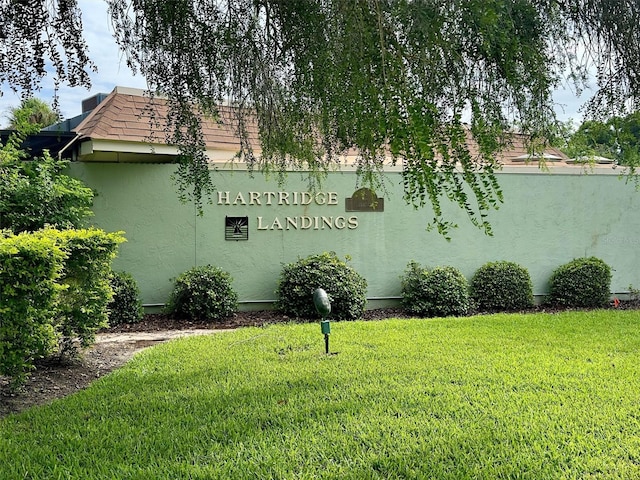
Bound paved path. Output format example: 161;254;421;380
96;329;235;347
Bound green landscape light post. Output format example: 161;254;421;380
313;288;331;354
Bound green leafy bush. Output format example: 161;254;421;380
470;261;534;312
547;257;612;308
0;233;63;385
275;252;367;320
0;150;94;233
44;228;126;355
108;271;144;326
401;262;469;318
167;265;238;322
400;261;430;315
0;137;116;381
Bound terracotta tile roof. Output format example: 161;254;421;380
73;87;571;166
495;134;569;165
73;87;258;152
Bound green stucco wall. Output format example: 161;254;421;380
69;163;640;309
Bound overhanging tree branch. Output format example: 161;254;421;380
3;1;640;237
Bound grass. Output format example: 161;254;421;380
2;310;640;479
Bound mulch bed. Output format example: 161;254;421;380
102;300;640;334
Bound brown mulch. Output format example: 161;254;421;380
105;307;410;333
1;302;638;419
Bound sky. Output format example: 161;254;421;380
0;0;593;128
0;0;147;127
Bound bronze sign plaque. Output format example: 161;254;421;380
345;188;384;212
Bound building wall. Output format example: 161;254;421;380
69;163;640;309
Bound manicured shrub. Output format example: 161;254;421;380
470;261;534;312
167;265;238;322
0;233;63;385
547;257;612;308
401;262;470;318
44;228;126;355
275;252;367;320
108;271;144;326
0;228;124;382
400;261;430;315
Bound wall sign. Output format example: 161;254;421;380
225;216;249;241
345;188;384;212
220;189;383;235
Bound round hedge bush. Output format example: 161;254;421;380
107;271;144;325
400;261;430;315
275;252;367;320
401;261;469;318
166;265;238;321
470;261;534;312
547;257;612;308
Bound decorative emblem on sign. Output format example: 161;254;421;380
345;188;384;212
225;216;249;241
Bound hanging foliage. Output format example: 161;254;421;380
3;1;640;236
0;0;94;104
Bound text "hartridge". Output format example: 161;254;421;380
217;191;339;206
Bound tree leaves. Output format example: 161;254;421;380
0;0;94;103
0;145;95;234
108;0;553;235
8;98;60;130
5;1;640;236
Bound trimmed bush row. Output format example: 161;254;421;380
164;254;614;325
402;257;612;318
164;252;368;323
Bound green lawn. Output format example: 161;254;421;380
2;311;640;479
